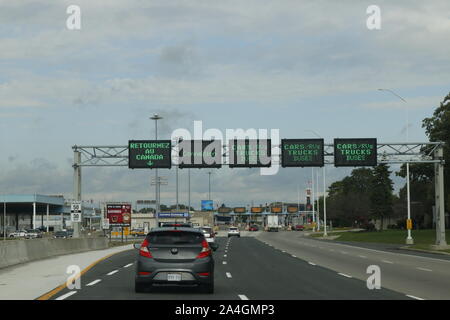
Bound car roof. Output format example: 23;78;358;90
149;227;203;234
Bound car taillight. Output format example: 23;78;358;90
196;239;211;259
139;239;153;258
198;272;210;276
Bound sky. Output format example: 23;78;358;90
1;0;449;209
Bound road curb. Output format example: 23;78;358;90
399;246;450;256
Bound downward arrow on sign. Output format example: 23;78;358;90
147;161;154;166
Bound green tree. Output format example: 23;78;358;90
422;92;450;211
370;164;394;230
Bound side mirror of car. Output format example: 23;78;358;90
133;243;141;250
210;243;219;251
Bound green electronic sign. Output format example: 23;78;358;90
334;138;377;167
179;140;222;168
128;140;172;169
228;139;271;168
281;139;324;167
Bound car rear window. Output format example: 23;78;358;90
230;227;238;231
147;231;204;245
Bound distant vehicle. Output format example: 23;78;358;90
67;229;74;237
134;227;215;293
201;226;216;244
25;229;43;239
54;231;69;239
249;225;259;231
227;227;240;237
293;225;304;231
267;215;279;232
131;228;146;237
160;222;193;228
9;229;28;238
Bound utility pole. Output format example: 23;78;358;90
150;114;163;227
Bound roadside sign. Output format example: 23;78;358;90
128;140;172;169
406;219;412;230
334;138;377;167
71;201;82;222
179;140;222;168
106;203;132;227
281;139;324;167
229;139;271;168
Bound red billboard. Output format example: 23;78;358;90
106;203;132;226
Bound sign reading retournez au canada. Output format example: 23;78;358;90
128;140;172;169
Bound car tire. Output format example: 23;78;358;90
201;282;214;294
135;282;146;293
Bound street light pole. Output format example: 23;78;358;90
378;89;413;244
151;114;163;227
305;129;327;236
208;171;212;201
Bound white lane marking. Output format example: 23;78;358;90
329;249;335;252
238;294;249;300
55;291;77;300
382;260;394;264
292;255;297;258
226;272;232;278
223;261;227;265
308;262;316;266
406;295;425;300
282;250;286;253
107;270;119;276
86;279;101;286
359;255;367;258
340;251;348;254
124;263;133;268
224;254;227;257
417;267;432;272
338;273;352;278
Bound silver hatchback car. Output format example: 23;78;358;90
134;227;216;293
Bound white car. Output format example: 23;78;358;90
227;227;240;238
9;229;28;238
201;226;216;244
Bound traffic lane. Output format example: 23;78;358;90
225;237;407;300
54;237;241;300
257;232;450;299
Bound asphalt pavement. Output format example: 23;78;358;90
51;235;408;300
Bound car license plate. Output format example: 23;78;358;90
167;273;181;281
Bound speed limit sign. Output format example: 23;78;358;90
71;201;82;222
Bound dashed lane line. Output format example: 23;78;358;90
86;279;101;286
226;272;232;278
55;291;77;300
107;270;119;276
238;294;249;300
406;295;425;300
124;263;133;268
417;267;432;272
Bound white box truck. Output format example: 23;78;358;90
267;214;279;232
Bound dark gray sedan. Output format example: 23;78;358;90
134;227;215;293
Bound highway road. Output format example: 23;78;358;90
50;233;409;300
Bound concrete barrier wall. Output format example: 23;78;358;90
0;238;109;269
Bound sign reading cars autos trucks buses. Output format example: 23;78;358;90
106;203;132;227
334;138;377;167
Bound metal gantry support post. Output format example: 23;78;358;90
434;146;448;248
73;150;82;238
